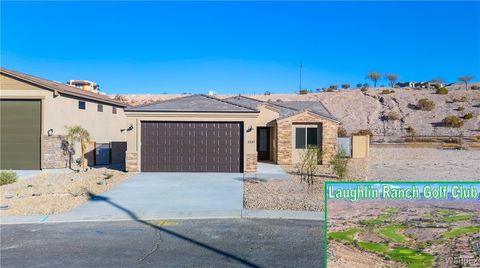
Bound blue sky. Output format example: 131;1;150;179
1;1;479;94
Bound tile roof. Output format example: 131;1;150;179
225;95;339;122
125;94;259;113
0;67;127;107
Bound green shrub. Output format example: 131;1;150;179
417;98;435;111
337;127;348;137
471;85;479;90
387;111;400;121
436;87;448;94
381;89;393;94
360;87;367;92
456;106;465;112
0;171;17;186
442;116;464;128
355;129;373;136
326;89;335;92
299;89;309;95
331;149;349;180
464;112;473;119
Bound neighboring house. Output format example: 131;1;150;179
0;68;128;170
395;82;416;88
124;95;339;173
67;80;101;94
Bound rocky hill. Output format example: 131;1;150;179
112;85;480;137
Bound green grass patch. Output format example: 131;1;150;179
437;209;455;216
442;214;472;223
329;228;360;243
442;226;480;238
357;241;389;253
360;214;391;226
379;225;407;243
386;248;434;268
386;208;398;214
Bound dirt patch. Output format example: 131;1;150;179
368;147;480;181
0;168;132;216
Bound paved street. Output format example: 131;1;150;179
1;218;324;268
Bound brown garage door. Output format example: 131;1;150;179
0;99;41;170
141;122;243;172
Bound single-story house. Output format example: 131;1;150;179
0;68;128;170
124;95;339;173
1;68;340;173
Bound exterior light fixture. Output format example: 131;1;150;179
47;129;54;136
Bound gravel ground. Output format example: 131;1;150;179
0;168;132;216
368;146;480;181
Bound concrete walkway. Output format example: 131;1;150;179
244;162;289;180
40;172;243;222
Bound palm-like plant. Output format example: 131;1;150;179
65;125;91;171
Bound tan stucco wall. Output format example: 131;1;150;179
352;135;369;158
1;74;127;168
125;112;259;172
1;74;127;142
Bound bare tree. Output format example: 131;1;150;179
458;75;474;90
366;72;382;87
386;73;399;87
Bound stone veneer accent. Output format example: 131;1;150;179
41;135;68;169
245;153;257;172
126;152;138;172
276;112;338;165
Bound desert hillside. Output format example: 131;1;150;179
112;86;480;137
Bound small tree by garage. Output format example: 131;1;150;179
65;126;91;171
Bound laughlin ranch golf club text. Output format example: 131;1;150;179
327;185;479;202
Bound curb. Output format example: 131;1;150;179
1;209;324;225
242;209;324;221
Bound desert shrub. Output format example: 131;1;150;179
406;126;416;136
299;89;309;95
417;98;435;111
355;129;373;137
442;116;464;128
387;111;400;121
472;136;480;142
463;112;473;119
471;85;479;90
381;89;393;94
452;96;468;102
296;145;322;186
338;127;348;137
341;84;350;89
326;89;335;92
0;171;17;186
331;149;349;180
360;87;368;92
356;83;362;88
436;87;448;95
456;106;465;112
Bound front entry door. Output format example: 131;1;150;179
257;127;270;160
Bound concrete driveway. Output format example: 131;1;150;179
50;172;244;222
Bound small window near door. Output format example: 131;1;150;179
78;101;86;110
97;104;103;112
295;128;306;149
112;107;117;114
295;127;318;149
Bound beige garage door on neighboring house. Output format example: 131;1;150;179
141;121;243;172
0;99;41;170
